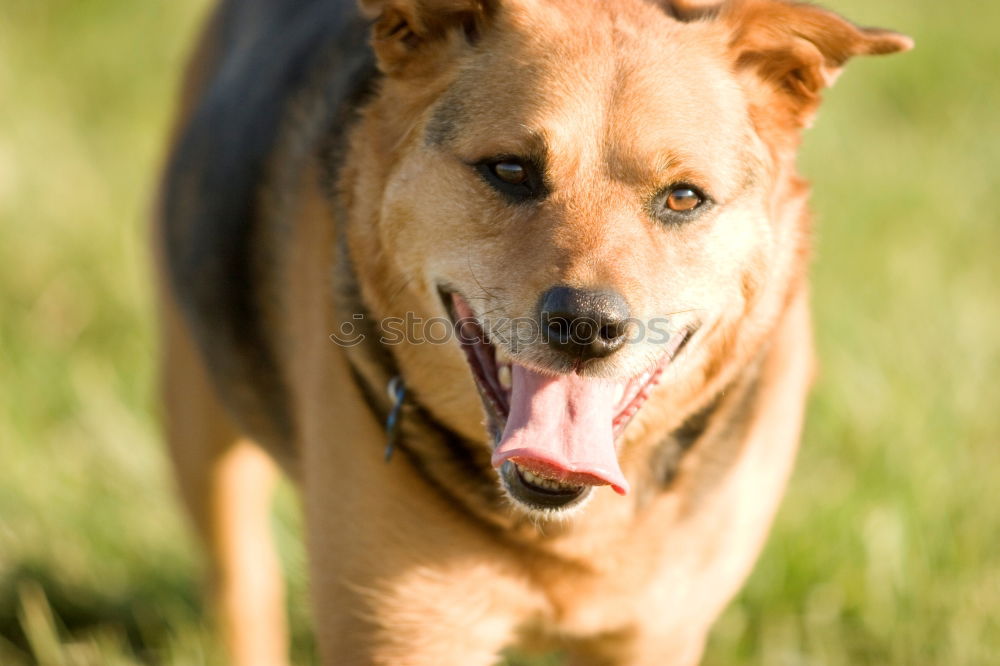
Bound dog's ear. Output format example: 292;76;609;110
721;0;912;142
359;0;497;76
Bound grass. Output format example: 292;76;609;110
1;0;998;663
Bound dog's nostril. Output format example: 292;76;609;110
600;320;628;342
539;286;631;361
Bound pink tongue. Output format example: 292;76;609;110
491;365;630;495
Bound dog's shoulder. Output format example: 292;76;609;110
159;0;377;450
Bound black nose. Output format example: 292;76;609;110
540;286;631;361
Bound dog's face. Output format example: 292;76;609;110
351;0;910;514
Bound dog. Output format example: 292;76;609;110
155;0;910;663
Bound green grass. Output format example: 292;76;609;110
1;0;998;664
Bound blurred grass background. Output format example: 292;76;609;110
0;0;997;664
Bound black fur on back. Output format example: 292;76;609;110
160;0;376;452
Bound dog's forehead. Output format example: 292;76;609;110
431;0;752;191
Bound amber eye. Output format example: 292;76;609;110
666;187;702;212
651;183;710;225
492;161;527;185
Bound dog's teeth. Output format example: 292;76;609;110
497;364;512;391
518;465;576;492
495;347;513;364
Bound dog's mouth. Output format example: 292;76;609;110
445;291;692;512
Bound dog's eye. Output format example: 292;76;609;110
474;157;546;202
651;184;710;224
493;161;526;185
666;187;702;212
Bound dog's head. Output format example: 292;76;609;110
347;0;910;514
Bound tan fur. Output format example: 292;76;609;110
157;1;909;663
158;288;290;666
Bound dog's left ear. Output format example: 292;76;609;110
721;0;912;140
359;0;497;76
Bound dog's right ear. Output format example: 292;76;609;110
359;0;497;76
720;0;912;143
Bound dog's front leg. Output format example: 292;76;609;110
302;462;543;664
299;369;544;664
307;550;538;666
562;628;707;666
622;630;707;666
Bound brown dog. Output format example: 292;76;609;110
155;0;910;663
